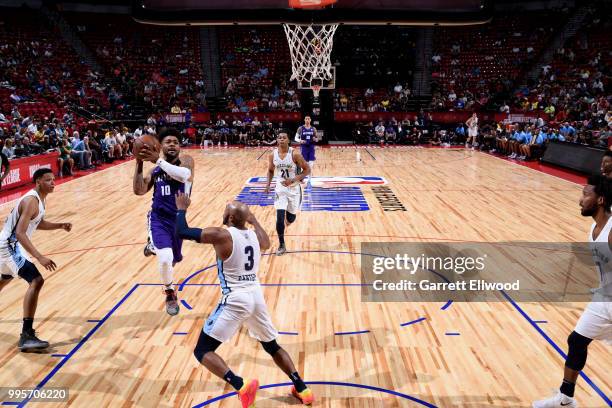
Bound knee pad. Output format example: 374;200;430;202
276;210;286;233
286;212;296;224
194;332;221;362
565;331;592;371
260;339;281;356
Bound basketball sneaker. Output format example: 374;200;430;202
164;288;180;316
291;386;315;405
237;379;259;408
532;391;578;408
276;244;287;256
18;331;49;351
143;238;156;257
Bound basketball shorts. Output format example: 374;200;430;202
575;296;612;344
0;243;41;282
301;146;316;162
468;128;478;137
147;211;183;263
274;185;302;214
203;288;278;343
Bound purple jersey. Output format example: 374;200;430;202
299;126;316;162
151;161;186;218
299;126;317;148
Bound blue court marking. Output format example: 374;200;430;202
400;317;427;327
173;332;188;336
9;252;609;407
191;381;437;408
364;148;377;160
180;299;193;310
335;330;371;336
278;331;299;336
440;300;453;310
445;333;460;336
236;186;370;212
178;264;217;292
50;354;67;358
86;319;100;323
533;320;547;324
12;283;140;408
501;290;612;406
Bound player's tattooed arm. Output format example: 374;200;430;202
264;154;275;194
292;150;311;183
133;160;154;195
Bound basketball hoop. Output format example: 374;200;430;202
311;85;321;98
283;23;338;90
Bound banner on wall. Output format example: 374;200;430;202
1;152;59;190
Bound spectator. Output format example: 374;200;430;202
58;138;75;177
0;150;9;189
2;139;16;159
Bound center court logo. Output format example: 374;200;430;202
236;176;389;212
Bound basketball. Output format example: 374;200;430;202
133;134;161;157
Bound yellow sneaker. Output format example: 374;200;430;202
291;386;314;405
237;379;259;408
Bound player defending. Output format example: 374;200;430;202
265;131;310;256
175;193;314;407
0;168;72;350
294;115;318;188
133;127;194;316
533;175;611;408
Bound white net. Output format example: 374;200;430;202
283;23;339;89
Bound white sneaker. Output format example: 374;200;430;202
533;391;577;408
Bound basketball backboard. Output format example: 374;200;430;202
134;0;492;25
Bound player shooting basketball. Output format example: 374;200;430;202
132;128;195;316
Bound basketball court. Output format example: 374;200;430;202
0;147;609;407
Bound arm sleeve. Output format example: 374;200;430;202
175;210;202;242
294;127;302;143
156;159;192;183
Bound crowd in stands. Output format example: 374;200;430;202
511;8;612;148
220;27;300;112
0;104;137;179
430;9;569;112
1;5;610;186
64;12;207;118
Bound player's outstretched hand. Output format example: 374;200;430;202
62;223;72;232
175;191;191;210
138;145;159;163
37;256;57;271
